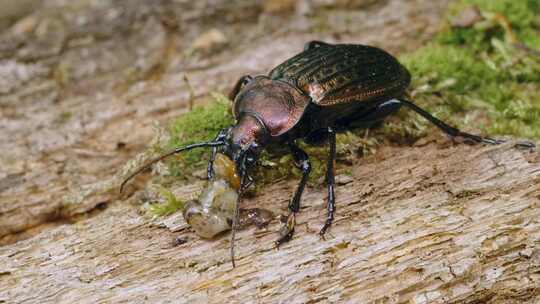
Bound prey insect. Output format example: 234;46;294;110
121;41;502;267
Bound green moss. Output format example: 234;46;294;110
439;0;540;49
148;185;185;217
399;0;540;138
401;45;496;95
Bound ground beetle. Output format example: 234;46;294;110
121;41;502;266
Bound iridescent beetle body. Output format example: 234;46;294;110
270;41;410;106
121;41;501;266
231;42;412;142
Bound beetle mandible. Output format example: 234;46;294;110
121;41;501;265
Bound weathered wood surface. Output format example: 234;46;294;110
1;141;539;303
3;0;540;303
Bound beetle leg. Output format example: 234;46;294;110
207;146;218;180
276;141;311;247
320;127;336;237
397;99;504;145
337;99;403;129
304;40;331;51
228;75;254;101
362;99;402;123
207;128;229;180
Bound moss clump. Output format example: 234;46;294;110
148;185;185;217
441;0;540;48
402;45;495;95
400;0;540;138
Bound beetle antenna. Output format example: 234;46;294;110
119;141;224;194
230;157;249;268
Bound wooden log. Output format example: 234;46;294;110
1;141;538;303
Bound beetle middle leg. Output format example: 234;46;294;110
276;141;311;246
395;99;503;145
320;127;336;237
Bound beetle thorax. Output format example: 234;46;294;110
233;76;310;137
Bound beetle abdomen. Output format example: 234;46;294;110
269;43;411;106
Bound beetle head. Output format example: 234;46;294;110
225;113;269;180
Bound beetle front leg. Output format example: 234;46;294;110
207;146;218;180
320;127;336;237
276;141;311;247
207;128;229;180
228;75;253;101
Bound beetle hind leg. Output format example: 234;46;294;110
276;141;311;247
320;127;336;237
337;99;403;130
397;98;503;145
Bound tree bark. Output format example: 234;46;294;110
1;141;539;303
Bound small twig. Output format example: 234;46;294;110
488;13;540;57
183;74;196;111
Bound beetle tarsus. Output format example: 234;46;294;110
514;141;536;149
320;127;336;237
471;136;505;145
276;142;311;245
276;213;296;247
